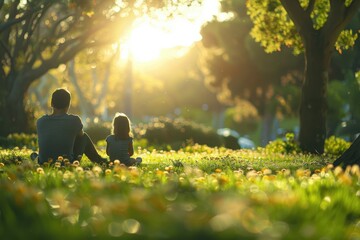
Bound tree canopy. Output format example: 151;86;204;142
0;0;196;136
0;0;137;135
247;0;359;54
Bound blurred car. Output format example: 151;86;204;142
217;128;255;149
238;137;256;149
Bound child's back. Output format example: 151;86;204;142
106;135;132;165
107;113;142;166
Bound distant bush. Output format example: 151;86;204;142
84;122;111;144
134;117;222;150
324;136;350;156
264;133;301;154
180;143;229;154
265;134;351;156
0;133;38;149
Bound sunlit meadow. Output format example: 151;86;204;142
0;142;359;240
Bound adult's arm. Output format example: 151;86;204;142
76;115;84;137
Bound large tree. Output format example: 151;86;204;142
0;0;137;135
0;0;194;136
247;0;360;153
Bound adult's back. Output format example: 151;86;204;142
35;88;106;165
37;113;82;164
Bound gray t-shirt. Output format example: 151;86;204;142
37;114;82;164
106;135;132;164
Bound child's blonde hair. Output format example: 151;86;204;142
112;113;132;139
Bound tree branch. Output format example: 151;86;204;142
0;3;42;34
1;0;20;47
0;14;26;34
24;12;119;81
24;12;45;64
343;0;360;27
94;51;117;109
324;0;360;46
0;39;15;84
22;39;92;87
325;0;346;34
28;15;74;67
22;33;117;90
9;0;132;95
23;3;53;56
68;59;93;117
0;39;13;61
91;68;98;97
280;0;314;37
49;13;78;40
305;0;316;15
13;17;33;62
0;66;5;85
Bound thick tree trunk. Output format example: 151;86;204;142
299;34;331;154
1;78;32;136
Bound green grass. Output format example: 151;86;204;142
0;145;359;240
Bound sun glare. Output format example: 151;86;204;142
120;0;220;62
125;23;168;62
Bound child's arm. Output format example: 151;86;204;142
105;136;110;156
106;144;110;156
128;139;134;156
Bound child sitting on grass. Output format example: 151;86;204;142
106;113;142;166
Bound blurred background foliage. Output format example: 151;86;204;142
1;0;359;149
0;130;351;158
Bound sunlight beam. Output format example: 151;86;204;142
119;0;221;63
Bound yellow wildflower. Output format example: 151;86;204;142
36;167;45;174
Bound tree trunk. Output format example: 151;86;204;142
124;53;133;118
32;75;53;113
299;34;331;154
68;60;95;121
1;77;32;136
260;108;274;147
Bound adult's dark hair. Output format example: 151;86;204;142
51;88;71;109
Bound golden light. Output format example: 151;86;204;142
120;0;222;63
121;22;168;62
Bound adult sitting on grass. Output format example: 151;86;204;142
35;88;107;165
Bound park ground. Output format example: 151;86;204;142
0;138;359;240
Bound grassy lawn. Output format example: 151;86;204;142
0;145;359;240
